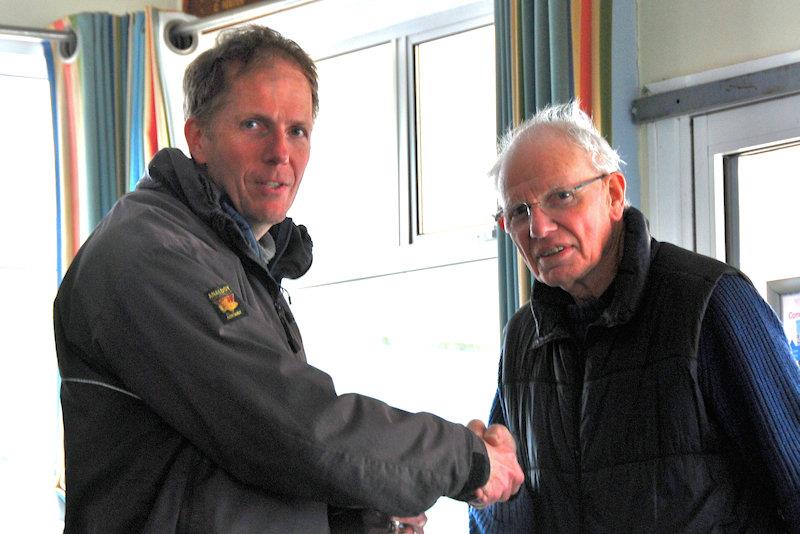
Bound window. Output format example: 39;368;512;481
0;39;63;532
687;93;800;299
291;42;400;280
166;2;499;530
272;2;499;531
724;143;800;295
646;75;800;362
289;12;498;284
295;260;500;531
413;24;497;238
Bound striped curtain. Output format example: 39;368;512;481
494;0;612;327
48;7;172;274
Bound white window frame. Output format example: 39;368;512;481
0;37;64;533
159;1;497;287
280;2;497;286
404;18;497;248
644;50;800;259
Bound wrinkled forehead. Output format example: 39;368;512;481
499;127;595;198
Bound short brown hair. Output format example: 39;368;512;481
183;25;318;124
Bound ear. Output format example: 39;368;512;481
606;171;627;222
184;117;209;164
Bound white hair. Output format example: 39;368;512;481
490;100;624;187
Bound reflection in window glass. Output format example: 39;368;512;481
414;25;497;236
778;292;800;359
290;259;500;532
289;43;399;273
735;144;800;297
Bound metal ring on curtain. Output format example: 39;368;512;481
58;31;79;62
164;19;198;55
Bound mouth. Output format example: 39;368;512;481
256;179;290;190
537;245;565;259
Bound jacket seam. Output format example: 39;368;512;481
61;377;141;400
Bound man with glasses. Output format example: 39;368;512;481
470;101;800;532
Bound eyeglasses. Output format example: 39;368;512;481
494;174;608;233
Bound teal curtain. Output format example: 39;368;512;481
50;10;158;265
494;0;574;329
73;13;128;229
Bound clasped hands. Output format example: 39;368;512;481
387;419;524;533
466;419;525;509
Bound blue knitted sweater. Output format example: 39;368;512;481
470;274;800;532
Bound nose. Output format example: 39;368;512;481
528;206;557;238
265;131;290;164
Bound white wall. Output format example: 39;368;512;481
638;0;800;86
0;0;180;28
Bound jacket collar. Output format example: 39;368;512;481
529;207;653;341
140;148;313;283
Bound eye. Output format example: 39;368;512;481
241;119;262;130
508;203;530;222
546;189;575;208
289;125;308;138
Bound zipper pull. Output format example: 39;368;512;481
280;285;292;305
274;300;300;353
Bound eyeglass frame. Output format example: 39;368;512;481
493;173;610;232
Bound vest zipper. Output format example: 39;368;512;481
577;343;587;533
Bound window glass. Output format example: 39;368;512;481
250;5;500;532
289;43;399;274
414;24;497;237
0;43;63;532
290;258;500;532
734;144;800;295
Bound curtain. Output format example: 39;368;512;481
49;7;172;272
47;7;173;502
494;0;612;328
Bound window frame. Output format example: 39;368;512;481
405;17;497;247
644;53;800;259
280;2;498;288
0;37;64;531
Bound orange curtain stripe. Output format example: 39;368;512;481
144;14;158;161
52;18;81;261
591;0;602;130
578;0;593;117
510;0;523;126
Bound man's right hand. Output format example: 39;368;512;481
467;419;525;508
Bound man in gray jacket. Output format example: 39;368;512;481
54;25;523;533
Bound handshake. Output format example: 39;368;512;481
387;420;525;533
467;419;525;508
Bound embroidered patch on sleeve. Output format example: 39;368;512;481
207;285;247;322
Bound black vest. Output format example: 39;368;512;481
499;210;785;532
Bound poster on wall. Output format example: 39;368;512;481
767;278;800;366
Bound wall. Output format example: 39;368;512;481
0;0;180;27
638;0;800;86
636;0;800;223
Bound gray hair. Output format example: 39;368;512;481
490;100;623;186
183;25;318;125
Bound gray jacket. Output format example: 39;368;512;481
54;148;488;533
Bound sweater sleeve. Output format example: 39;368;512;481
698;274;800;528
468;389;536;533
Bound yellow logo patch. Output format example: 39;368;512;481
207;285;247;322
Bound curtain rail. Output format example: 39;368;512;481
0;0;317;53
0;24;75;43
